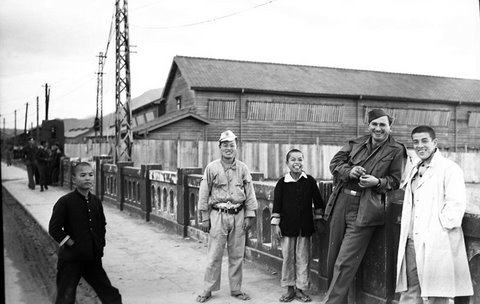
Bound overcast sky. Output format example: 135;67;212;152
1;0;479;129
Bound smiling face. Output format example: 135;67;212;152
412;132;437;161
368;115;391;144
219;140;237;161
286;151;303;175
73;164;94;191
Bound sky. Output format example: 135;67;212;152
1;0;479;130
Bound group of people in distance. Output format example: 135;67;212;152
46;108;473;304
23;137;63;191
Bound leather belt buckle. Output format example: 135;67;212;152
343;189;361;197
225;201;233;208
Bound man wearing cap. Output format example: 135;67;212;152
196;130;258;303
322;109;407;303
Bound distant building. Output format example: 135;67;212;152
132;56;480;150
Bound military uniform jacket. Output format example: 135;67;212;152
325;135;407;226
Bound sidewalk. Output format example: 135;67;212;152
1;163;323;304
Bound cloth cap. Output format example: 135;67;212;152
218;130;237;142
368;109;393;124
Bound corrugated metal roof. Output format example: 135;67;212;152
174;56;480;103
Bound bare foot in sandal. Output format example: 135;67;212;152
196;291;212;303
279;286;295;302
294;288;312;302
231;291;250;301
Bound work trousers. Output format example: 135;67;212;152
399;238;453;304
55;259;122;304
203;208;245;293
324;192;376;304
280;236;311;290
26;163;36;189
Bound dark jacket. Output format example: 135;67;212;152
325;135;407;226
272;174;324;237
49;189;107;261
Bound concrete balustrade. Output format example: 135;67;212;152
59;158;479;303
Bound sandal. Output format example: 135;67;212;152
231;291;250;301
294;289;311;302
279;293;295;302
196;291;212;303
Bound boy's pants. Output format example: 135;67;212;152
280;236;311;290
55;259;122;304
203;209;245;293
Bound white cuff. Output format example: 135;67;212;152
60;235;70;246
271;218;280;225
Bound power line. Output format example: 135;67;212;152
131;0;278;30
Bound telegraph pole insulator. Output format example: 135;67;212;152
115;0;133;162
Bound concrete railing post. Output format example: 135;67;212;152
140;164;162;222
93;156;112;199
176;167;202;237
116;161;133;211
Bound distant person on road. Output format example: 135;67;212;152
271;148;326;303
196;130;258;303
36;140;50;191
5;144;13;166
323;109;407;303
50;142;63;185
49;162;122;304
395;126;473;303
23;137;38;189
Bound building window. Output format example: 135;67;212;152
247;100;344;122
176;96;182;109
364;107;451;127
468;112;480;128
208;99;236;119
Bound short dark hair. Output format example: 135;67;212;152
72;162;93;176
411;125;436;140
286;149;303;162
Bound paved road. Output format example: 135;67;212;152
2;163;324;304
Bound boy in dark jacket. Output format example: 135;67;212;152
271;149;325;302
49;162;122;304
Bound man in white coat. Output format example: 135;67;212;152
395;125;473;303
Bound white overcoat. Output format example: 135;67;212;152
395;151;473;297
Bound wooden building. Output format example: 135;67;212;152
133;56;480;150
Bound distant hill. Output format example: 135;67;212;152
63;88;163;131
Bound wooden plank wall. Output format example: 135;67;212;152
65;139;480;182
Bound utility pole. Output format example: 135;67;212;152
115;0;133;162
95;52;106;139
24;102;29;134
36;96;40;140
44;83;50;121
14;110;17;146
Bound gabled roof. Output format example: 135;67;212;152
168;56;480;104
133;107;210;135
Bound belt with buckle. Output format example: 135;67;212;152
212;205;243;214
343;188;361;197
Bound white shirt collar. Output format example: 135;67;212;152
284;171;308;183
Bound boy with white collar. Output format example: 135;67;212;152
271;149;325;302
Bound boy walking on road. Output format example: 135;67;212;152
49;162;122;304
196;130;258;303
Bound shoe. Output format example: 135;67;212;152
45;185;48;190
40;187;44;192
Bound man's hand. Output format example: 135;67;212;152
358;174;379;188
272;225;282;241
243;217;253;231
349;166;366;179
200;219;211;233
314;219;327;234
